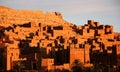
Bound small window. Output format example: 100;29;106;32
11;53;13;56
42;43;44;46
43;27;46;31
39;23;41;27
87;29;89;33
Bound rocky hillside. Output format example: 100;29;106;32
0;6;72;26
0;6;74;41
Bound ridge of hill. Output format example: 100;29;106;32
0;6;13;10
0;6;72;27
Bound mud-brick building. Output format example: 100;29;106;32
0;6;120;72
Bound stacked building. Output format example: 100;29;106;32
0;6;120;71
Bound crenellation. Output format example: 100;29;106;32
94;22;100;27
105;25;113;34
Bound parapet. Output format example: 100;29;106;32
88;20;100;28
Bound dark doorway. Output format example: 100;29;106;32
32;63;37;70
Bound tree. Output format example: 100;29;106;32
13;61;25;72
71;59;83;72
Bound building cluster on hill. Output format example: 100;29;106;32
0;6;120;72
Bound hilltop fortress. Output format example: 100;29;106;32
0;6;120;71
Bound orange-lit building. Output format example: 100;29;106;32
0;6;120;71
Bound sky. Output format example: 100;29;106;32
0;0;120;32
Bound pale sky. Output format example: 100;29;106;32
0;0;120;32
